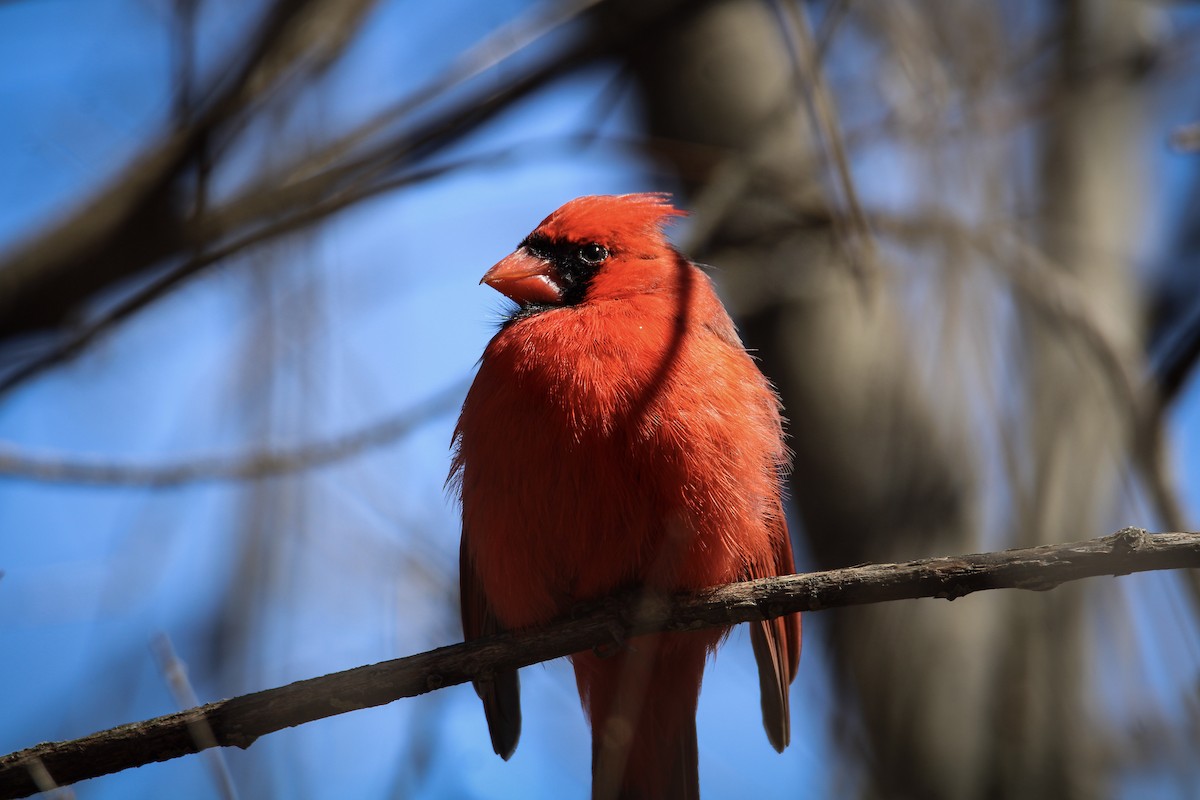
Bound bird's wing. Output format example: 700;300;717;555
460;532;522;759
746;507;802;753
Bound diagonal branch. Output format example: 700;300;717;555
0;0;712;396
1;528;1197;798
0;0;364;340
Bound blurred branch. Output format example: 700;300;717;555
151;635;237;800
813;0;852;62
307;0;605;164
869;209;1188;534
1;527;1197;798
1170;121;1200;153
1152;294;1200;407
17;760;70;800
776;0;876;288
0;379;466;487
0;0;372;340
0;0;708;396
0;125;629;394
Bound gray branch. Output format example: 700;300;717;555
0;380;465;487
1;527;1195;798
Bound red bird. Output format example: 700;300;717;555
451;194;800;799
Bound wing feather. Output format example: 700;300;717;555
460;533;522;759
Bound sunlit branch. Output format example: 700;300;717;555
0;528;1196;799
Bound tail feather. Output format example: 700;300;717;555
576;632;712;800
746;513;803;752
750;614;799;752
593;708;698;800
478;668;521;760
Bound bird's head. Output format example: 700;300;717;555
481;193;686;309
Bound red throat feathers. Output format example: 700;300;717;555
451;193;801;799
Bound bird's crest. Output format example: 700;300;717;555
533;193;685;249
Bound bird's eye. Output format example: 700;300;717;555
578;243;608;264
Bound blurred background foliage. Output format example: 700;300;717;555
2;0;1200;797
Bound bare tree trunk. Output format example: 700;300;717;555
625;0;1152;796
623;1;996;796
997;0;1152;795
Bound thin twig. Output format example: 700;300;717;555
0;527;1195;799
19;759;71;800
285;0;605;182
777;0;876;292
151;636;238;800
813;0;852;63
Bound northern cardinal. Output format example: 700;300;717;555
451;193;800;799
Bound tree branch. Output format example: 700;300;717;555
0;0;711;395
1;527;1196;798
0;0;357;339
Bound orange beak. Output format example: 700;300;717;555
481;250;562;305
